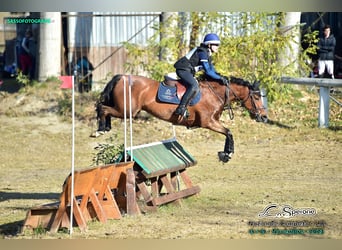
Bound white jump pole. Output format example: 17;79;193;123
69;75;75;235
172;125;176;139
128;75;133;159
123;76;127;162
123;75;133;162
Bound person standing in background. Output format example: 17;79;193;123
19;30;33;76
317;25;336;79
19;29;36;80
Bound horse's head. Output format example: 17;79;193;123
228;77;268;123
243;80;268;123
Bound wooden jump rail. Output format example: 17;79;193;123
22;161;139;233
125;138;201;212
281;77;342;128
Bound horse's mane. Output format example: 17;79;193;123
228;76;252;88
198;75;252;88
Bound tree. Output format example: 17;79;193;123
189;12;201;49
278;12;302;74
38;12;62;81
159;12;178;63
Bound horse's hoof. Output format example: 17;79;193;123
218;151;233;163
91;130;105;138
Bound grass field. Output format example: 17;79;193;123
0;78;341;239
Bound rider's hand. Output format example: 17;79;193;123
221;76;229;86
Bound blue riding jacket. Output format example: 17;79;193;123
174;45;221;80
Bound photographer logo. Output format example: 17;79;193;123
258;204;316;218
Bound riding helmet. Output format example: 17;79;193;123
203;33;220;45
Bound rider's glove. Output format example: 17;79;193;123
221;76;229;86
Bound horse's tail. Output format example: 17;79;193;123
96;74;122;123
100;74;122;106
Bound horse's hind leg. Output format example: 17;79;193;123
105;116;111;131
97;103;132;132
96;103;110;132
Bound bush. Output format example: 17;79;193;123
92;135;124;165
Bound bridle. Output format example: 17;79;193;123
205;79;267;120
224;84;267;120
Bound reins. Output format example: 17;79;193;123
205;80;235;120
206;81;226;105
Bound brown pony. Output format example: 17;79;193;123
96;74;267;163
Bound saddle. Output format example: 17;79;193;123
157;73;201;105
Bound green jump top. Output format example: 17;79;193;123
125;138;197;177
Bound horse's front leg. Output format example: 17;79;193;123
218;131;234;163
206;120;234;163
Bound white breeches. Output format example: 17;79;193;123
318;60;334;77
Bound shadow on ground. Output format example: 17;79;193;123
328;126;342;131
0;191;60;202
0;76;22;93
265;118;295;129
0;220;25;237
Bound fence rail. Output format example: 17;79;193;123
280;77;342;128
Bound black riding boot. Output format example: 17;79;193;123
175;88;196;117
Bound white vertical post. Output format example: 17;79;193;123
260;88;268;115
38;12;61;81
69;75;75;235
123;76;127;162
129;76;133;160
318;86;330;128
172;125;176;139
123;75;133;161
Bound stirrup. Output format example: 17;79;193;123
175;106;189;118
182;109;190;119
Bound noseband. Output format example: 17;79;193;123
245;88;267;117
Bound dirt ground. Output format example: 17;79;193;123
0;78;341;239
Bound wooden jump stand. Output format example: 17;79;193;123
22;138;200;232
125;138;201;212
22;161;139;233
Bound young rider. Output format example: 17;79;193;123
173;33;228;117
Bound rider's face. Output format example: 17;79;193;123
210;44;219;53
